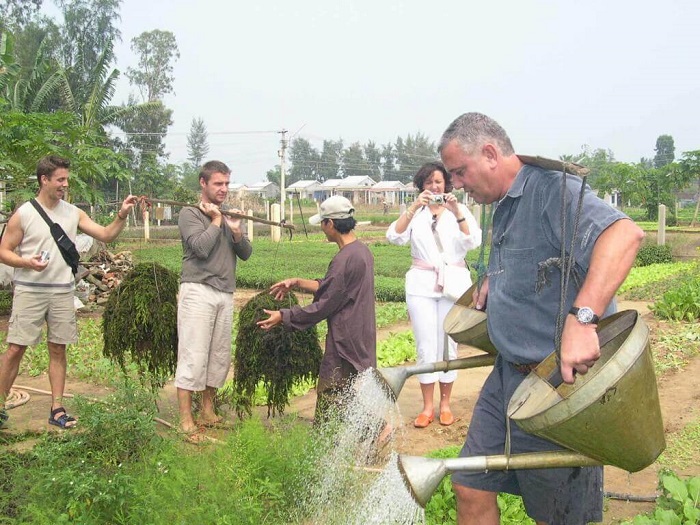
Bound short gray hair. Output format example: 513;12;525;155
438;112;515;156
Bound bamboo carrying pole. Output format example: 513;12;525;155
144;198;295;231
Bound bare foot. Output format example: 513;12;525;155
179;425;207;444
198;414;223;425
377;423;394;447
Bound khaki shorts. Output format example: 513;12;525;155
7;289;78;347
174;282;234;391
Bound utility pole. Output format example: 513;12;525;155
278;129;288;220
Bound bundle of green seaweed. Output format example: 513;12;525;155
102;262;179;392
234;291;322;418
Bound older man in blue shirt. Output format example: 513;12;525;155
439;112;644;525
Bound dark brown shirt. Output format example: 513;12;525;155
281;240;376;381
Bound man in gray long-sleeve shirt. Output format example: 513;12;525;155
176;160;252;441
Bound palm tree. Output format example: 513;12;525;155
0;31;66;113
58;40;160;133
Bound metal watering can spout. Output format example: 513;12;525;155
398;455;448;508
397;451;601;508
371;367;407;402
374;354;496;401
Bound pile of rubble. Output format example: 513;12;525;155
76;250;135;309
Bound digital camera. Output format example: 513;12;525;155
39;250;50;263
429;194;446;204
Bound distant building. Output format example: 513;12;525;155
285;180;324;200
369;180;408;206
228;182;248;201
247;181;280;199
319;175;376;203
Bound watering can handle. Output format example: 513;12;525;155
544;355;575;388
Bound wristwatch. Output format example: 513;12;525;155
569;306;600;325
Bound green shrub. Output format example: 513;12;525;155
233;291;322;418
0;290;12;315
635;244;673;267
102;262;180;391
17;381;162;523
650;277;700;321
621;471;700;524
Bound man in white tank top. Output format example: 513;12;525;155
0;155;138;430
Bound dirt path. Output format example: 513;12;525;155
2;295;699;524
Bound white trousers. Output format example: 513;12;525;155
406;294;458;384
175;282;233;391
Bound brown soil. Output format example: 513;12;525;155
2;294;699;524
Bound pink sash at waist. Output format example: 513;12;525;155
410;258;466;293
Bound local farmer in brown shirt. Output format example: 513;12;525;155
257;195;376;423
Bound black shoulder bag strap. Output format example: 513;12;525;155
29;199;80;275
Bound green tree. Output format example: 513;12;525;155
131;152;177;198
266;164;281;186
559;145;615;190
364;140;382;180
58;41;153;131
394;132;436;184
186;117;209;167
676;150;700;226
288;137;320;183
653;134;675;168
597;162;643;211
177;161;201;194
57;0;122;106
125;29;179;102
0;0;43;31
0;30;64;113
119;96;172;160
0;110;129;205
381;142;396;181
317;139;343;181
342;141;373;178
121;29;179;194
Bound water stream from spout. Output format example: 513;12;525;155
300;369;425;524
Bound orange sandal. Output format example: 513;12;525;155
413;413;434;428
439;410;455;426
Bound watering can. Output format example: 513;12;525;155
373;283;497;401
443;283;497;355
398;450;601;508
397;309;665;507
508;309;665;473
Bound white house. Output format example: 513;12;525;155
285;180;324;200
369;180;407;205
246;181;280;199
228;182;248;201
330;175;377;204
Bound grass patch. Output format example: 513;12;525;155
125;237;487;302
618;262;697;298
376;302;408;328
651;323;700;375
0;318;140;386
2;380;323;524
658;419;700;470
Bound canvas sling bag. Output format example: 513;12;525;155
29;199;80;275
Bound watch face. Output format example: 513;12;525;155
577;307;595;323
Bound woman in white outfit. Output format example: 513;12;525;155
386;162;481;428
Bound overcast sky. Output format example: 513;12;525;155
62;0;700;184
